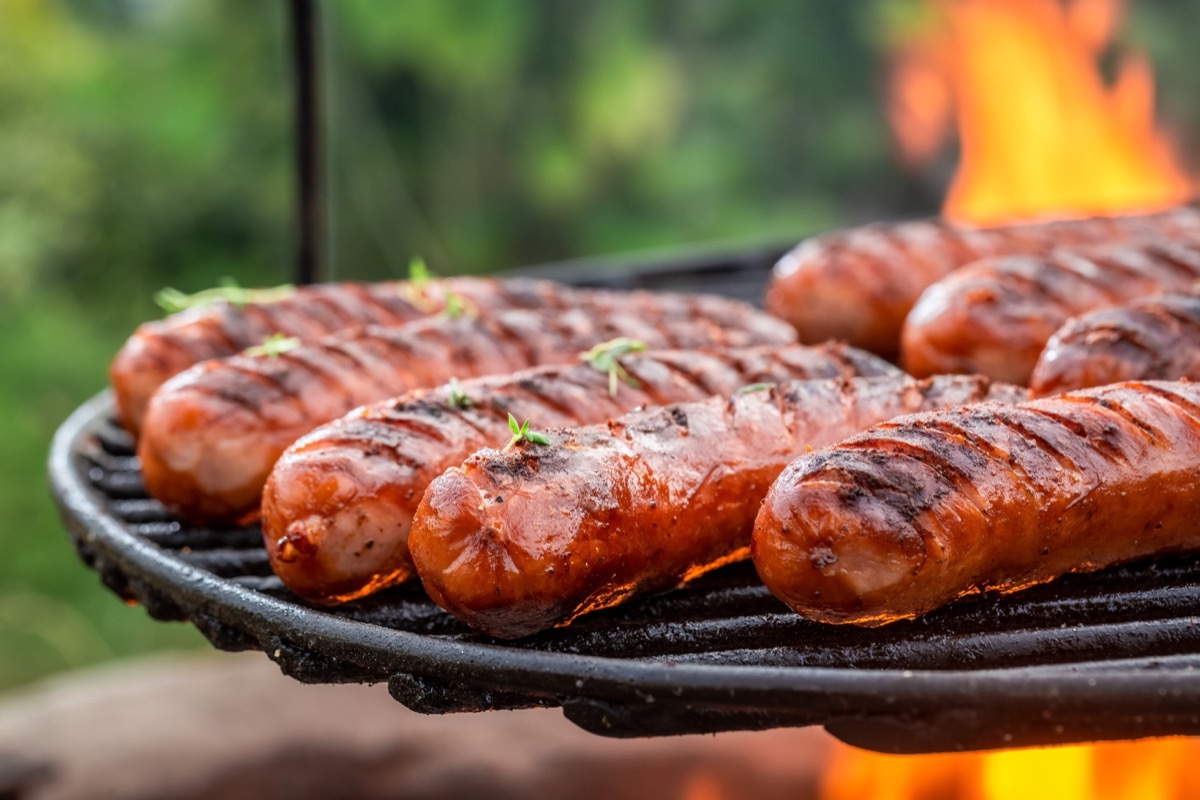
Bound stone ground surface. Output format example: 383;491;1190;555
0;651;833;800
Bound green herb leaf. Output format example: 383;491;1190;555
504;412;551;451
244;332;301;358
442;287;466;319
580;337;647;396
736;382;773;395
400;257;438;311
408;257;432;286
447;377;472;410
155;278;295;314
522;429;551;446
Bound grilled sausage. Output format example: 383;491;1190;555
139;295;796;526
1030;286;1200;396
763;204;1200;356
262;343;899;604
409;374;1024;638
901;237;1200;384
752;380;1200;626
111;277;575;434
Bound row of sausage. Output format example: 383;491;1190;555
107;204;1200;637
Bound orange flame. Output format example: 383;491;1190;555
885;0;1193;225
818;738;1200;800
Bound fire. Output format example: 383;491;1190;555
884;0;1193;225
819;738;1200;800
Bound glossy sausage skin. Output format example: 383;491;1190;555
901;237;1200;384
1030;286;1200;396
764;204;1200;356
752;380;1200;626
262;343;898;604
409;374;1023;638
139;295;796;526
111;277;572;435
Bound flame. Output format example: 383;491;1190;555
885;0;1193;225
818;738;1200;800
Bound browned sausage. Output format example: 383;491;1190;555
901;237;1200;384
262;343;899;604
408;374;1023;638
763;204;1200;356
752;380;1200;626
110;277;576;434
1030;286;1200;396
138;295;796;526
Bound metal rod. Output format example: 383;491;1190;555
288;0;321;285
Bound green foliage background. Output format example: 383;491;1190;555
3;0;1197;691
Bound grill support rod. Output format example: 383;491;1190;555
287;0;322;285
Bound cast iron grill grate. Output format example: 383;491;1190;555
49;246;1200;754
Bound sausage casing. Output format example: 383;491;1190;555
110;277;570;434
262;343;898;604
752;380;1200;626
764;204;1200;356
1030;286;1200;395
139;295;796;526
901;238;1200;384
409;374;1023;638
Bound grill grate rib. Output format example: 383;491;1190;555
48;245;1200;753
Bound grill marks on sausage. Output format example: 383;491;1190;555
118;277;785;435
902;237;1200;383
764;204;1200;356
143;296;796;526
752;380;1200;626
111;278;558;433
407;374;1018;638
261;343;896;603
1030;288;1200;395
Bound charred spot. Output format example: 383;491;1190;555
818;451;950;520
810;547;838;570
494;495;504;504
627;410;676;435
482;456;537;480
836;483;867;505
669;407;689;429
780;385;805;406
1092;421;1126;452
406;398;446;419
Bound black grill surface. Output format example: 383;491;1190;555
48;245;1200;753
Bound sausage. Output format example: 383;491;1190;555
901;237;1200;384
262;343;899;604
111;277;577;434
138;294;796;526
1030;286;1200;396
408;374;1024;638
752;380;1200;626
763;204;1200;356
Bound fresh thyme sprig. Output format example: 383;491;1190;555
155;278;295;314
503;412;550;452
401;257;438;312
244;332;301;358
401;257;473;318
736;382;773;395
408;257;432;287
447;377;472;410
580;337;647;397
